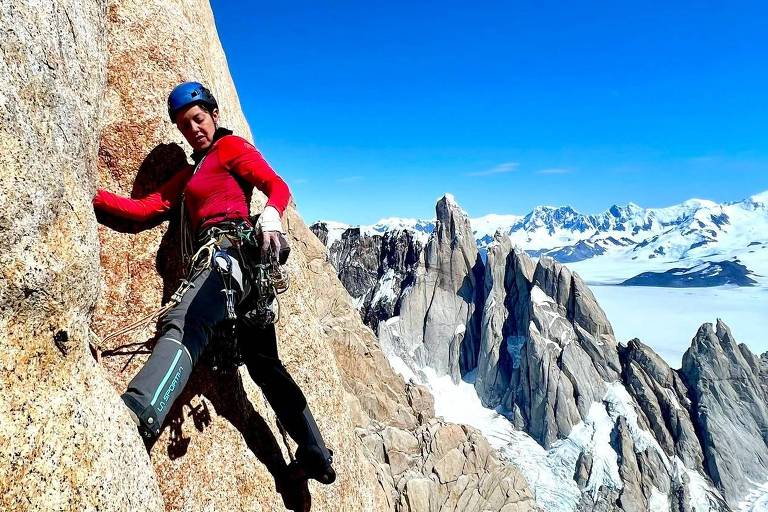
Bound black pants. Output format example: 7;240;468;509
121;249;329;460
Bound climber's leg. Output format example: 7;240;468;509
239;321;335;483
122;266;227;440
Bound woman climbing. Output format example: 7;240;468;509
93;81;335;485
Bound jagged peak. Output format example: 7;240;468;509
435;192;470;220
607;201;644;216
441;192;458;206
528;204;578;215
688;318;742;356
694;320;716;338
748;190;768;205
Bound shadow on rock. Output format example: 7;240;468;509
95;143;189;362
95;143;189;307
161;363;312;511
95;142;188;235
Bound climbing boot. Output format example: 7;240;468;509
290;446;336;485
121;393;162;450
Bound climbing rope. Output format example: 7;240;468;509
90;237;219;356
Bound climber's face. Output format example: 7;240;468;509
174;104;219;151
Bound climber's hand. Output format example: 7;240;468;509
256;206;284;262
261;230;281;261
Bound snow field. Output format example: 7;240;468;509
589;285;768;367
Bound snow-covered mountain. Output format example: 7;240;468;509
312;195;768;511
315;217;434;249
312;190;768;287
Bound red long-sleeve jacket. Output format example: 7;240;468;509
93;132;290;232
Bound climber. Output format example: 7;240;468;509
92;81;335;485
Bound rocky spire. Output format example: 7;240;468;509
384;194;484;383
618;338;703;470
681;320;768;509
474;246;619;447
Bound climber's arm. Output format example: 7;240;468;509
93;167;192;222
219;136;290;257
221;137;291;216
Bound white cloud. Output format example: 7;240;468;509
467;162;519;177
537;168;573;175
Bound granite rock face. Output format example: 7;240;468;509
0;1;163;510
681;320;768;509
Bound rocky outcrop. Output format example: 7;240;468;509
312;224;423;334
362;420;535;512
681;320;768;509
326;228;383;308
369;230;423;331
475;241;619;447
0;1;163;509
310;222;330;246
618;339;703;470
379;195;484;383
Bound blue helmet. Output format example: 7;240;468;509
167;81;218;122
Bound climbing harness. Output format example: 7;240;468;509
92;217;290;360
201;219;291;370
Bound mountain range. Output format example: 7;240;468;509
313;191;768;288
310;193;768;511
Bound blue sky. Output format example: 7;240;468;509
210;1;768;224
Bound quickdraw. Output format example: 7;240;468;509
236;231;290;329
